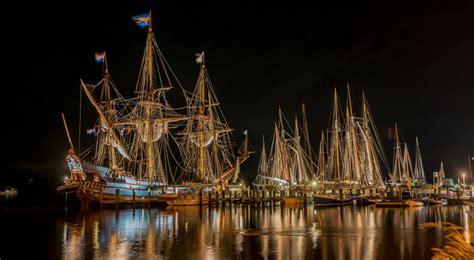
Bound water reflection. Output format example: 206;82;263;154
61;205;472;259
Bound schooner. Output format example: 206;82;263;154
314;87;388;205
252;107;316;204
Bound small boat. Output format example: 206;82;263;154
405;199;424;207
375;200;405;207
359;195;383;204
427;198;447;205
0;187;17;196
313;194;352;206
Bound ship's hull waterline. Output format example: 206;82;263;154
313;194;353;206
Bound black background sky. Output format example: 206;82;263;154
3;2;473;183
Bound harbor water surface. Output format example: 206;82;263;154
1;200;472;259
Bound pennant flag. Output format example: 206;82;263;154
132;13;151;28
195;51;204;64
243;129;248;136
86;128;97;137
388;127;394;140
95;52;105;63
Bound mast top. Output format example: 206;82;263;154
148;10;153;31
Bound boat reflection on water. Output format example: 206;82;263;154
61;205;472;259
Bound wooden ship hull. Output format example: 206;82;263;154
58;163;176;207
375;200;405;207
313;194;353;206
358;195;383;204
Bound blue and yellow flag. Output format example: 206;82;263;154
132;13;151;28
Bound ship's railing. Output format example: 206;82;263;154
80;181;106;190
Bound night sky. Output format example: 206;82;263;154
3;2;473;183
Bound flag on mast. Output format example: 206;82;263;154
86;128;97;137
132;13;151;28
95;52;105;63
195;51;204;64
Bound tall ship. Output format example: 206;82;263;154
57;12;249;207
252;107;316;204
166;51;252;206
314;87;388;206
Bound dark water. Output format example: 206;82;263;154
1;199;473;259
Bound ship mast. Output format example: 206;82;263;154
318;131;325;181
278;107;289;184
294;116;301;184
145;11;156;182
402;142;413;181
301;103;313;168
361;92;374;186
414;137;426;183
260;136;268;179
198;53;206;179
360;93;386;188
102;54;117;169
346;85;361;185
123;10;189;183
332;88;341;181
392;123;403;182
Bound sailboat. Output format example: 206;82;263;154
313;88;353;206
57;12;249;207
356;92;388;204
57;12;190;206
253;108;314;204
282;116;314;204
430;161;451;202
357;93;388;189
252;136;278;188
389;124;410;187
314;87;387;205
413;137;426;186
166;52;250;206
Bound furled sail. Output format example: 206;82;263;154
189;132;214;148
137;121;168;143
81;80;130;160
